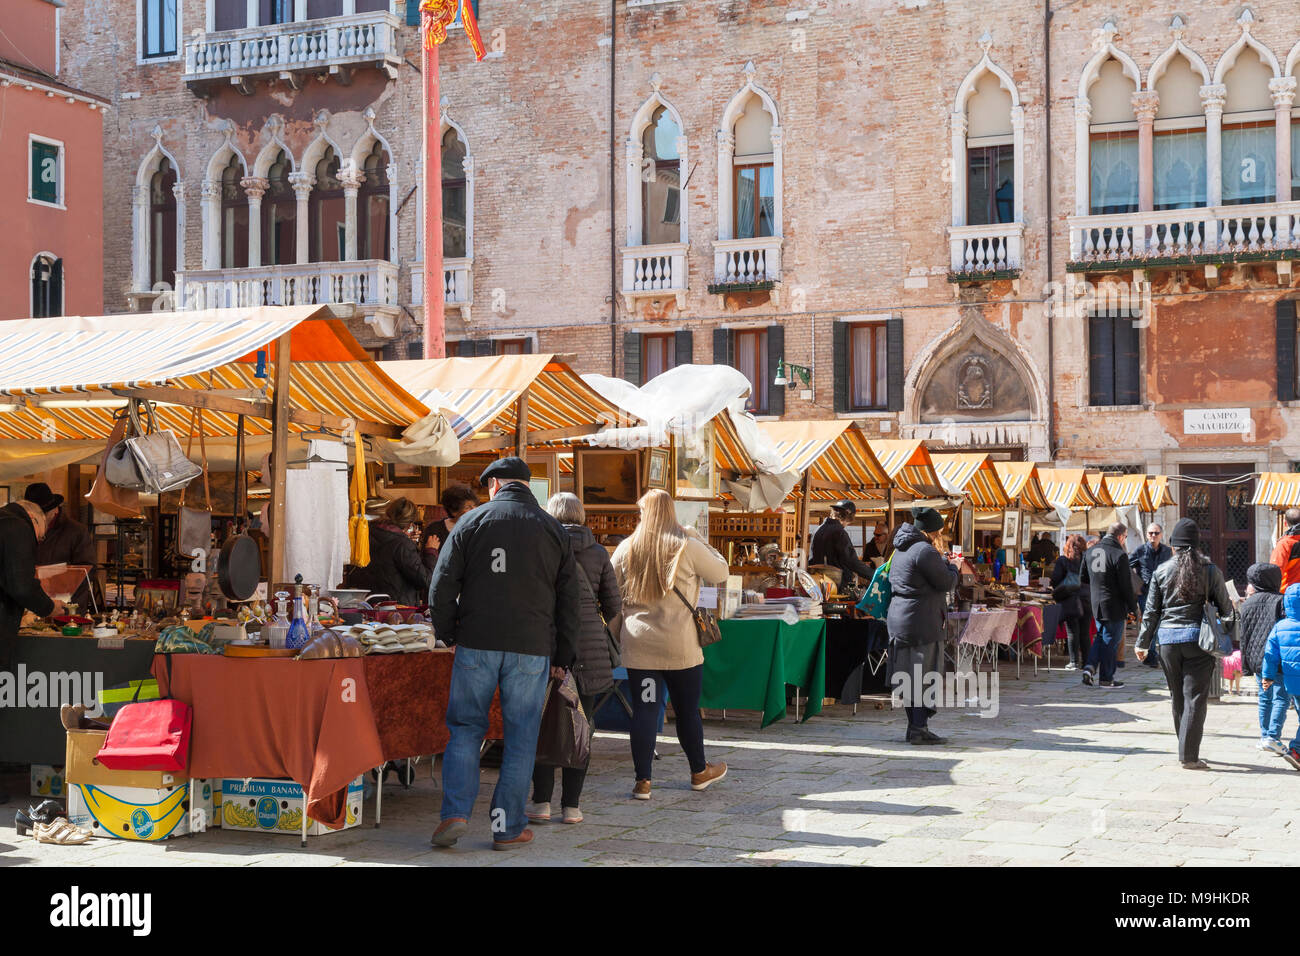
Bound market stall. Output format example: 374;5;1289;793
700;618;827;728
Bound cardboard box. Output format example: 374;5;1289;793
66;779;214;841
220;777;363;836
30;765;65;798
65;729;185;790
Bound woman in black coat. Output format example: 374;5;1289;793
349;497;431;607
1052;534;1089;670
530;493;622;825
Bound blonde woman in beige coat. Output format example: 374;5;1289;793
613;489;730;800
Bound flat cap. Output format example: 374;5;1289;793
480;456;531;484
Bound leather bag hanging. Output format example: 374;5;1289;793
534;671;592;770
1198;567;1236;659
95;669;191;773
673;585;723;648
86;413;143;518
176;407;213;563
105;402;147;491
123;399;203;494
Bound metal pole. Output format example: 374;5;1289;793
422;35;445;358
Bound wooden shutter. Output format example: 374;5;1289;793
766;325;785;416
623;331;642;386
713;328;733;366
406;341;424;359
1114;314;1141;405
1279;300;1298;402
833;321;849;413
886;317;904;412
523;337;535;354
674;330;693;367
405;0;420;25
1088;313;1115;406
380;343;400;362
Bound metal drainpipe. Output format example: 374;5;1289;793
1044;0;1056;461
608;0;618;377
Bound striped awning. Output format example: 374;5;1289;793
992;461;1050;511
1084;471;1115;507
380;355;628;446
866;440;945;498
1141;475;1177;510
757;420;890;500
931;453;1011;508
1036;468;1099;511
1104;473;1148;508
1252;473;1300;508
0;308;429;440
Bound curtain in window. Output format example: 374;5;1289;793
146;0;177;57
757;166;775;237
736;168;757;240
1153;130;1207;210
1293;124;1300;201
733;331;767;412
1089;132;1139;214
1221;123;1276;205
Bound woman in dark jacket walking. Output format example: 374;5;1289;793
1052;534;1089;669
1136;519;1235;770
887;507;959;744
1237;562;1288;753
529;493;622;825
349;497;431;607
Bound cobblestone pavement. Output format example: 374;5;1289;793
3;658;1298;866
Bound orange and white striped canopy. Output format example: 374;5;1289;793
757;420;890;500
1084;471;1115;507
0;307;429;440
866;439;946;498
1141;474;1177;511
931;453;1011;508
1103;473;1148;508
992;461;1050;511
1252;473;1300;508
1036;467;1099;511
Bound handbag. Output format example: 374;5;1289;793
86;414;143;518
95;680;192;772
176;408;212;563
673;585;722;648
1198;568;1235;659
856;554;893;619
1053;570;1081;602
123;400;202;495
534;672;592;770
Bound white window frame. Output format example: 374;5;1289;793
138;0;182;65
29;251;62;319
844;318;890;414
28;135;66;210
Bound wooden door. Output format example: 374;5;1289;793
1179;463;1255;591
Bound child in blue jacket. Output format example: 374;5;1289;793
1262;583;1300;769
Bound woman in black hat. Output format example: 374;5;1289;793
887;506;959;744
1135;518;1235;769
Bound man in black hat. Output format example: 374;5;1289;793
810;500;877;591
25;483;95;610
428;456;580;851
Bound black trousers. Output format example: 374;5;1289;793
1159;641;1216;763
531;692;596;809
1063;613;1089;667
627;666;706;781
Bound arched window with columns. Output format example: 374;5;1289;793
1288;41;1300;201
149;157;178;292
359;141;391;261
262;149;297;265
1148;37;1211;211
1214;36;1281;206
309;146;346;262
625;82;688;249
715;64;782;285
133;131;184;295
219;154;250;268
441;127;468;259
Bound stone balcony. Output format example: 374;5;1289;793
183;10;400;94
708;236;782;305
621;243;688;310
1067;201;1300;282
176;259;399;336
947;222;1024;282
410;257;473;322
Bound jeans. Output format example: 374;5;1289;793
532;692;596;809
1257;672;1291;743
441;646;550;842
1086;619;1121;682
627;666;706;782
1160;641;1216;763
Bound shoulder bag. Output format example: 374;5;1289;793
1198;567;1235;659
856;554;893;619
119;399;203;495
673;585;723;648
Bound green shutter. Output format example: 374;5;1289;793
1279;300;1298;402
766;325;785;416
31;142;59;205
674;330;693;367
1114;314;1141;405
623;331;642;386
833;322;849;413
1089;313;1115;406
713;328;732;366
886;318;905;412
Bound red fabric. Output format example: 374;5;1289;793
366;650;503;758
96;699;191;772
153;655;383;829
1008;604;1045;659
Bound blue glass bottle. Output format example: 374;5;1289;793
286;589;310;650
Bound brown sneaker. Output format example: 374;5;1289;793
492;828;534;850
430;817;468;847
632;779;652;800
690;762;728;791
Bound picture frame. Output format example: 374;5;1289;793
528;477;550;507
575;448;641;510
0;486;9;505
644;447;671;492
960;503;975;556
673;425;716;500
1001;510;1021;557
385;463;434;488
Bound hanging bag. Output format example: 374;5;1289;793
856;554;894;619
87;413;143;518
1198;566;1235;659
176;407;213;563
534;671;592;769
95;667;191;773
123;399;202;495
105;401;148;491
673;585;722;648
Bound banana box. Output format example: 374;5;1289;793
220;777;364;836
30;765;65;798
66;779;215;841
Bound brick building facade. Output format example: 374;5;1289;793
57;0;1300;582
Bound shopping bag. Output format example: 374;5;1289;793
96;679;162;720
86;415;143;517
121;399;202;495
535;672;591;770
856;555;893;620
176;408;213;562
95;698;191;772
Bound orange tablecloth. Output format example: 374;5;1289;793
365;649;504;758
153;654;384;829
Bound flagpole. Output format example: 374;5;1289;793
422;29;445;359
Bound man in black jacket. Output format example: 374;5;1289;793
811;501;876;589
1080;522;1138;688
429;457;580;851
1130;522;1172;668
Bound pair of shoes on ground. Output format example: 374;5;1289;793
526;802;582;824
1080;668;1124;688
1182;759;1210;771
906;728;948;745
429;817;536;850
1258;737;1289;755
15;800;92;845
632;761;728;801
1064;662;1077;671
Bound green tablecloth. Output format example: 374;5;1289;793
701;619;827;728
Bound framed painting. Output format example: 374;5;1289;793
673;425;715;500
576;449;641;510
644;447;672;492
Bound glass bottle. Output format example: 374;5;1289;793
265;592;291;649
306;585;326;643
286;588;310;650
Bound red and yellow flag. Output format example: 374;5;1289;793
421;0;486;61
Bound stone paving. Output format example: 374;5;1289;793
3;656;1298;866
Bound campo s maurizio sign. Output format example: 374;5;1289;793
1183;408;1252;435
